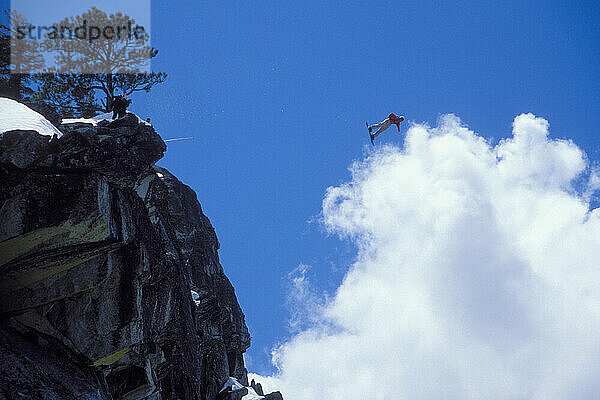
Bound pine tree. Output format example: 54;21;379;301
34;7;166;116
0;10;45;100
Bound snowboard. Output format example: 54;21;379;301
366;122;374;145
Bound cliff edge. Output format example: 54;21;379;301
0;103;275;400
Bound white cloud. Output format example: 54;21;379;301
285;264;328;333
252;114;600;400
584;166;600;202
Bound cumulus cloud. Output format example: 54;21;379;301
584;166;600;203
253;114;600;400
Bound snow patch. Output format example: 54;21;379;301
190;290;200;306
220;377;245;393
0;97;63;138
219;377;264;400
62;112;151;126
242;387;265;400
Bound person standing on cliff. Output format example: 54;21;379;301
367;113;405;145
111;95;131;119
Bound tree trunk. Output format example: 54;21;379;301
7;73;23;100
105;73;114;112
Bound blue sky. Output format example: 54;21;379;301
5;0;600;378
135;0;599;375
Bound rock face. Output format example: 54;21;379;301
0;115;257;399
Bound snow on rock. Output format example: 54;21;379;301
220;377;265;400
220;377;246;393
242;387;265;400
191;290;201;306
62;112;151;126
0;97;63;138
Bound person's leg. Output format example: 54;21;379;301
367;120;384;132
372;119;392;138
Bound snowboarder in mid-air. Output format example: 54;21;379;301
367;113;404;145
111;95;131;119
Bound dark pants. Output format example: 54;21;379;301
112;108;126;119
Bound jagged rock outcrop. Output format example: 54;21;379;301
0;112;266;400
249;380;283;400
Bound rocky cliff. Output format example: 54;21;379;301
0;111;277;400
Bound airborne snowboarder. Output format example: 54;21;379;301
367;113;404;145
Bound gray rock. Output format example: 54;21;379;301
250;379;264;396
0;116;258;400
264;392;284;400
0;130;52;169
107;113;140;129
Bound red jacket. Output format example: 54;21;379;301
388;113;404;131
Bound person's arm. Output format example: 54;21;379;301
396;116;404;131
